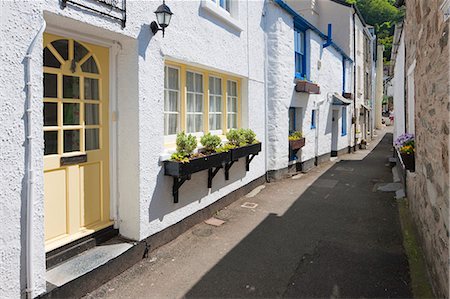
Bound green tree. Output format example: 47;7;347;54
347;0;404;61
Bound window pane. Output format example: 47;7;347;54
187;93;195;112
63;103;80;125
51;40;68;61
166;114;178;135
187;72;194;92
195;95;203;112
195;115;203;132
228;114;237;129
228;80;237;96
44;102;58;126
195;74;203;92
86;128;99;150
63;75;80;99
168;67;179;90
44;73;57;98
209;96;215;112
74;41;88;62
215;115;221;130
44;48;61;68
299;31;305;54
84;78;99;100
85;104;99;125
81;56;99;74
215;78;222;94
169;91;178;112
64;130;80;152
215;97;222;112
209;77;215;94
44;131;58;155
187;115;195;133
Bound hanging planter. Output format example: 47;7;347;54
400;152;415;172
295;80;320;94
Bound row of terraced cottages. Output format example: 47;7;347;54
0;0;378;297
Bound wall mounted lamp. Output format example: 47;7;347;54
150;0;173;37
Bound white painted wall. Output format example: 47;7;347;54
393;32;406;142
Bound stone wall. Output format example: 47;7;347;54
404;0;450;297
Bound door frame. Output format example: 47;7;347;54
331;109;339;152
45;26;120;229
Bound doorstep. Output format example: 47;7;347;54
40;237;145;299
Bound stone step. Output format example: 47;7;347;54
41;238;146;298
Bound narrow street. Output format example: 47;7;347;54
85;131;412;299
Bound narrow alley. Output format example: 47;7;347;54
85;131;412;299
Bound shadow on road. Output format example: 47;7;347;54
184;133;412;298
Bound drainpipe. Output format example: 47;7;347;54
25;20;46;299
323;24;333;48
352;11;357;151
314;99;327;164
263;3;270;183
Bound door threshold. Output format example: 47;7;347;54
46;225;118;270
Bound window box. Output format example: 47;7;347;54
343;92;353;100
289;137;305;151
295;80;320;94
164;151;231;177
230;142;262;161
400;152;415;172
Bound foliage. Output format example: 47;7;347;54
226;129;246;147
216;143;237;153
288;131;303;141
175;131;197;157
170;152;189;163
239;128;257;145
395;133;415;154
347;0;404;61
200;133;222;152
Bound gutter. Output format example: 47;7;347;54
353;12;357;150
263;4;270;183
25;19;47;299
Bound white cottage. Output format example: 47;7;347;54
266;0;354;176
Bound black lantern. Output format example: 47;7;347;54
150;0;173;37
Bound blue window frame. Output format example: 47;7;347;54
294;28;307;80
341;107;347;136
311;110;316;129
212;0;230;12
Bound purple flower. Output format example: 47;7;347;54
395;133;415;148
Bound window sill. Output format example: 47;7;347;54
200;0;243;32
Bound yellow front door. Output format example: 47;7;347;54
43;33;111;252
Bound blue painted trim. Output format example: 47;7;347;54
341;107;347;136
342;57;346;93
294;27;308;80
274;0;353;62
323;24;333;48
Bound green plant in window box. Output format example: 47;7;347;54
200;133;222;154
216;143;236;153
170;131;197;162
226;129;246;147
288;131;303;141
239;128;258;145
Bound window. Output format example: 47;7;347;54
227;80;238;130
342;107;347;136
311;110;316;129
211;0;231;12
164;62;241;141
209;76;222;131
186;71;204;133
164;66;180;135
289;107;296;134
294;28;306;79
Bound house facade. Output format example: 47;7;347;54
286;0;377;146
391;0;449;297
1;0;375;297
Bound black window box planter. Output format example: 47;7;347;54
164;151;231;177
230;142;262;161
163;142;262;203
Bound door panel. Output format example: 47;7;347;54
44;169;67;240
43;33;111;252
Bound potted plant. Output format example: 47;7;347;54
164;131;230;177
288;131;305;150
394;133;415;172
226;128;262;161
